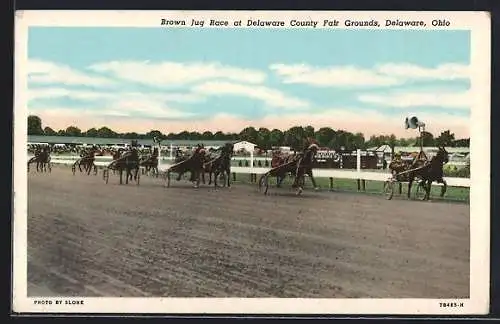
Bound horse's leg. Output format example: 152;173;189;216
226;168;231;187
193;170;199;188
308;169;319;190
439;178;447;197
213;170;219;188
424;180;432;201
119;169;123;184
407;177;414;199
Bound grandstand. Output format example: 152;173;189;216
27;135;232;150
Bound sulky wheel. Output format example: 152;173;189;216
258;174;270;195
103;169;109;184
72;163;77;175
218;173;227;187
383;179;395;200
414;180;427;201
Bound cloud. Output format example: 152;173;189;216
31;102;195;121
28;59;115;87
32;107;470;139
192;81;309;109
87;60;266;87
270;62;470;88
357;90;472;109
375;63;470;81
28;87;204;103
269;63;400;87
28;87;197;121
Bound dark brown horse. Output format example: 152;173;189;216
140;147;159;177
271;151;296;187
72;147;98;175
202;143;234;187
292;143;320;194
258;144;319;195
103;148;140;185
408;146;449;200
27;146;51;172
164;146;207;188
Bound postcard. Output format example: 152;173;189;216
13;10;490;315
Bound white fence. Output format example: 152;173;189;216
37;155;470;188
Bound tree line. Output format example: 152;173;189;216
28;115;470;150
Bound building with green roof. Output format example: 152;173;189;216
27;135;235;148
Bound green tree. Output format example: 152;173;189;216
96;127;117;138
268;129;284;148
239;126;259;143
352;132;366;149
417;131;435;147
65;126;82;137
283;126;305;151
454;138;470;147
202;131;214;140
84;128;98;137
123;132;139;139
28;115;44;135
213;131;225;140
146;130;165;139
257;127;271;149
304;125;315;139
43;126;56;136
314;127;336;148
435;130;455;147
189;131;202;140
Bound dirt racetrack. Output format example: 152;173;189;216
27;165;470;298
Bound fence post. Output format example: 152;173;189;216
356;149;361;190
356;149;361;172
157;142;162;169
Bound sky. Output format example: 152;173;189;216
26;27;471;138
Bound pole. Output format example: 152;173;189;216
157;141;162;169
356;149;361;172
169;143;173;162
420;126;423;153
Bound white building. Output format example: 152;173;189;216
233;141;257;153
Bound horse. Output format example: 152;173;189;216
139;147;159;177
164;146;207;188
407;146;449;200
292;144;320;194
103;147;140;185
202;142;234;187
27;146;51;172
259;144;319;195
72;147;98;175
271;151;296;187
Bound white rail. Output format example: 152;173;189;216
40;158;470;188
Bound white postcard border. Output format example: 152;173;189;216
13;10;491;315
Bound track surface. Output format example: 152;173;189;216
27;166;470;298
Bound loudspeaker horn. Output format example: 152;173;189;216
404;116;425;129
